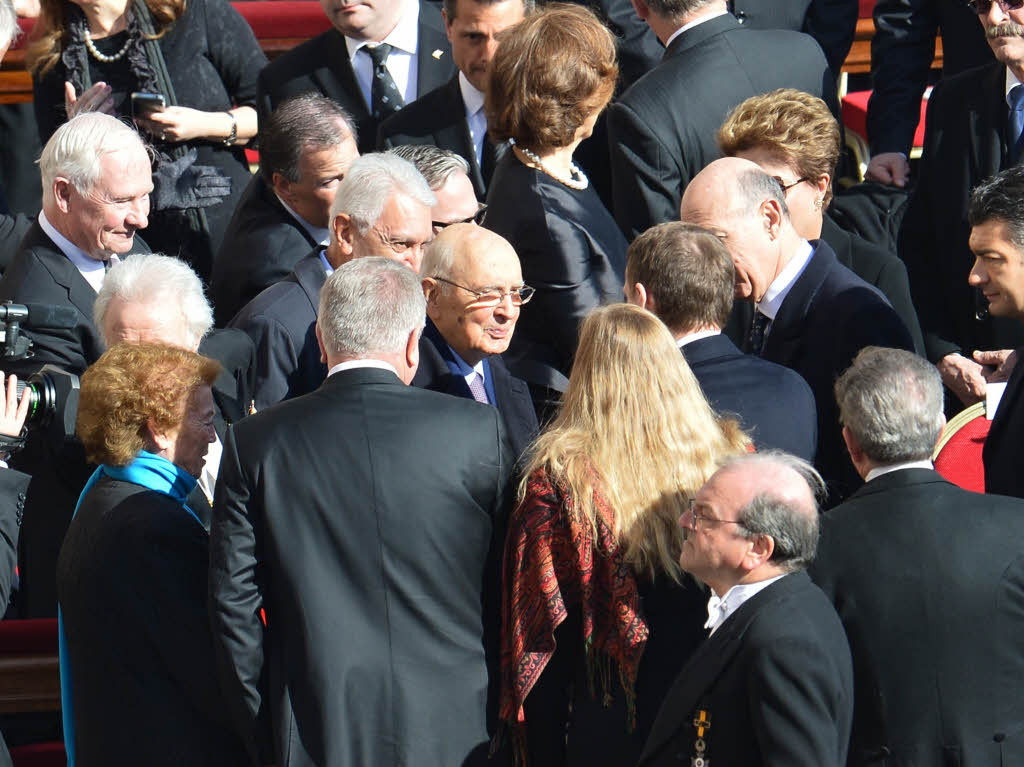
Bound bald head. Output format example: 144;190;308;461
422;224;524;364
680;157;801;303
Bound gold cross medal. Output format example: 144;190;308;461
691;709;711;767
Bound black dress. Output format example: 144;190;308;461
484;153;628;388
33;0;267;280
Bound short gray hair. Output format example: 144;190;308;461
95;253;213;349
0;0;18;51
731;167;791;222
259;93;357;185
834;346;944;464
329;153;435;234
421;234;457;281
387;144;469;191
318;257;427;359
39;113;148;204
722;451;822;571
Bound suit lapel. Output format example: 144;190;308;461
325;29;372;118
969;64;1007;181
416;5;453;97
435;77;487;197
292;250;329;311
762;241;833;365
32;233;98;321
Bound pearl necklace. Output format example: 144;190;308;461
512;139;589;191
84;28;132;63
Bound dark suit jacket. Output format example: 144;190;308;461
412;319;538;460
983;348;1024;498
57;476;248;766
682;334;817;460
210;175;319;327
484;153;627;387
868;0;992;156
209;367;514;766
228;250;327;409
256;3;455;155
754;240;915;504
0;213;32;272
638;571;854;767
899;63;1024;363
607;13;837;239
810;469;1024;766
378;74;496;200
0;468;30;611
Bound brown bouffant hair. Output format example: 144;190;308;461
76;342;220;467
27;0;184;77
486;3;617;153
627;222;735;335
717;88;842;208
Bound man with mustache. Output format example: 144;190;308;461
899;0;1024;409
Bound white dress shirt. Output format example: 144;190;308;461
37;210;119;294
328;359;400;378
459;72;487;166
864;459;934;484
756;239;814;322
346;0;421;110
676;329;722;348
705;573;788;635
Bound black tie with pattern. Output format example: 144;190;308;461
748;309;770;356
366;44;405;119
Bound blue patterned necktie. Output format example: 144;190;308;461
1008;84;1024;165
365;43;405;119
748;309;770;356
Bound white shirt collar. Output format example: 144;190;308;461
198;433;223;504
705;572;788;635
864;459;934;483
276;194;331;246
344;0;420;58
327;359;400;378
665;8;729;49
1006;67;1022;105
37;209;117;293
459;71;485;117
756;240;814;321
319;250;335;277
676;329;721;348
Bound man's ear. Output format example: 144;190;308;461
841;425;864;466
631;0;650;21
333;212;355;258
53;177;74;214
742;532;775;573
761;198;784;240
271;171;291;202
315;321;328;365
404;327;421;383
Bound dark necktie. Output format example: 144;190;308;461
481;134;505;184
748;309;770;356
1009;84;1024;165
365;44;404;119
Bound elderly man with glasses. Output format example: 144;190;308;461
639;451;854;767
414;223;538;458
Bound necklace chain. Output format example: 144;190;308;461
512;139;589;191
84;28;132;63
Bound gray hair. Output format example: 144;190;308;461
259;93;357;185
421;234;457;281
731;167;791;222
387;144;469;191
721;451;823;571
0;0;18;52
39;113;147;204
94;253;213;349
834;346;944;464
318;257;427;359
329;153;435;234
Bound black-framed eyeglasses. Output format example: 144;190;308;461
432;203;488;231
966;0;1023;14
682;498;747;532
772;176;810;194
432;276;535;307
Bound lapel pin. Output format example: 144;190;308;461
432;49;444;60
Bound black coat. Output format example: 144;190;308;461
0;213;32;272
810;469;1024;766
228;250;326;409
983;348;1024;498
484;153;627;387
412;319;538;461
638;571;854;767
57;476;248;767
607;13;837;239
899;63;1024;362
868;0;992;155
681;334;817;461
751;240;915;504
209;367;514;766
210;174;319;327
256;3;455;155
0;468;30;611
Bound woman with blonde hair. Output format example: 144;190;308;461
498;303;750;765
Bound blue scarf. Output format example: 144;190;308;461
59;451;200;766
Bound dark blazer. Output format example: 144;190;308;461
607;13;837;239
198;327;256;435
210;175;319;327
209;367;514;766
0;468;30;611
484;153;627;387
899;63;1024;363
682;334;817;460
256;3;455;155
983;349;1024;498
753;240;915;504
0;213;32;272
810;469;1024;766
412;319;538;460
867;0;992;156
57;476;249;766
378;74;497;200
638;571;854;767
228;250;327;409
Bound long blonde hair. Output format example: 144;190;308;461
519;304;750;582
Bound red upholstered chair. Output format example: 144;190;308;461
9;742;66;767
0;619;64;767
931;402;990;493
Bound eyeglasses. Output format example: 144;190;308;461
682;498;747;532
432;276;535;307
432;203;488;231
772;176;810;194
967;0;1023;13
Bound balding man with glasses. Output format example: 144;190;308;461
415;223;538;457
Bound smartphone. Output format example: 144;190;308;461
131;92;166;116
